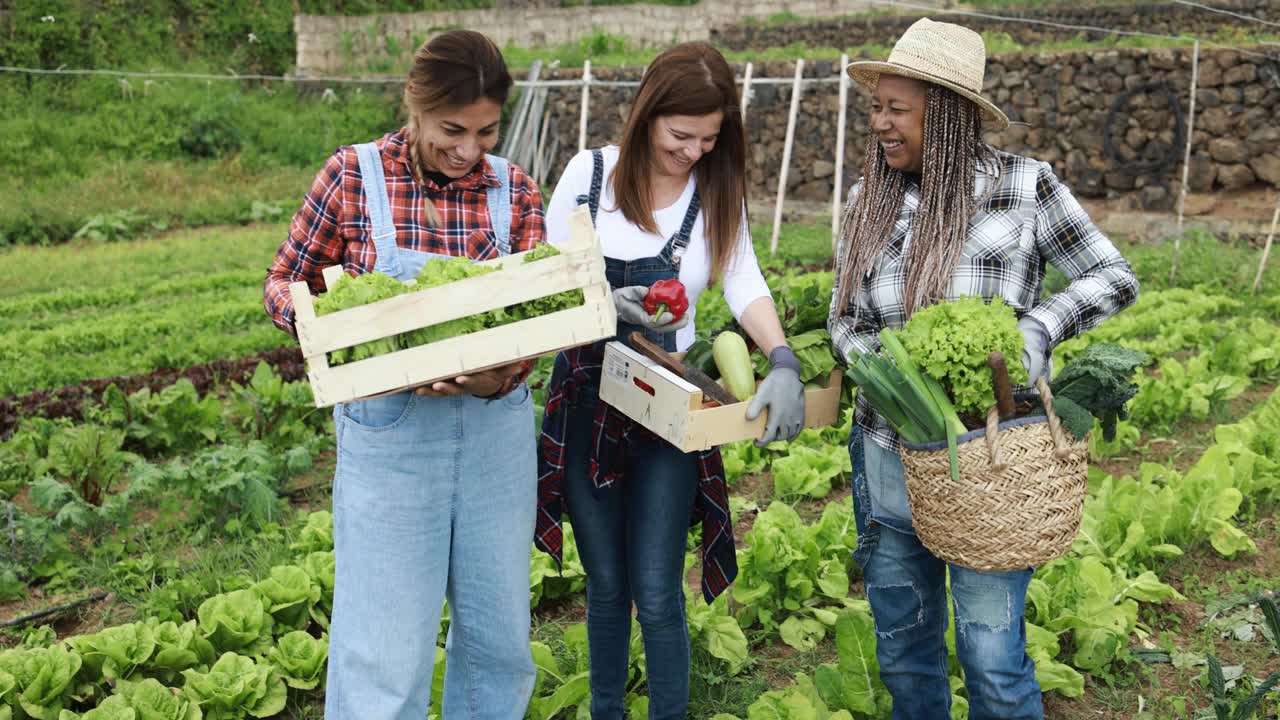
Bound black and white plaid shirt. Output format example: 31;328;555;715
830;150;1140;452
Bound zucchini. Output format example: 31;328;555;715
713;331;756;402
683;338;718;379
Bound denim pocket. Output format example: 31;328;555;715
341;391;416;431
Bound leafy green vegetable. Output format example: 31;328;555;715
144;620;215;685
898;295;1027;416
813;610;893;717
66;622;155;683
300;552;335;630
400;258;498;347
789;330;838;385
113;677;203;720
63;694;135;720
1049;343;1149;441
266;631;327;690
0;644;82;720
252;566;320;634
180;653;285;720
196;591;274;657
1050;396;1096;441
313;271;406;364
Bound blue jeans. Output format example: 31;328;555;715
564;396;699;720
851;431;1043;720
325;387;538;720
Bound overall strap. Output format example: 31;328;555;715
354;142;402;277
574;149;605;225
658;187;702;268
485;154;513;256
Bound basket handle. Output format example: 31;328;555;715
982;376;1075;471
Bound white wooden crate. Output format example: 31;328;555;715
599;340;844;452
289;205;615;407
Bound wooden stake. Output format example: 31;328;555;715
533;106;552;185
771;59;804;256
578;60;591;154
832;53;850;247
1253;195;1280;295
740;62;754;120
1172;41;1199;284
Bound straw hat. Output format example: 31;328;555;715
846;18;1010;129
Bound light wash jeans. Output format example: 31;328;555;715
852;431;1044;720
325;386;538;720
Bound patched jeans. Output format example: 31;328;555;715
849;429;1044;720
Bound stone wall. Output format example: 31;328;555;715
295;0;900;75
531;45;1279;208
714;0;1280;52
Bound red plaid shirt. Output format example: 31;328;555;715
263;129;546;394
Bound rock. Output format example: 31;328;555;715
1148;48;1178;70
1249;154;1280;185
1181;193;1218;216
812;160;834;179
1198;106;1233;135
793;179;830;202
1198;59;1223;87
1208;137;1248;163
1102;74;1124;93
1196;88;1222;107
1224;64;1257;85
1123;74;1145;91
1246;126;1280;155
1187;153;1216;192
1001;71;1025;89
1105;172;1136;191
1244;83;1268;104
1140;184;1173;211
1217;163;1256;190
1057;65;1075;85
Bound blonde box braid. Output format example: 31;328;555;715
834;84;999;323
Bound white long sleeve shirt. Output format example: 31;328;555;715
545;146;771;351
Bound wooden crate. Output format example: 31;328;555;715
289;205;615;407
599;340;844;452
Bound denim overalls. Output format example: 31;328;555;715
324;142;537;720
553;149;703;719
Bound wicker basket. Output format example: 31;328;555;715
898;377;1088;572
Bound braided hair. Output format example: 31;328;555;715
833;84;1000;323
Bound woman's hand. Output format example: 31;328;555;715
414;361;527;398
746;347;806;447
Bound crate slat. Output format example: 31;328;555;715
308;292;613;406
296;248;601;358
600;341;843;451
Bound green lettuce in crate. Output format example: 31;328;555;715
399;257;498;347
313;271;406;364
898;296;1027;417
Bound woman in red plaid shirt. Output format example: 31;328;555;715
264;30;545;720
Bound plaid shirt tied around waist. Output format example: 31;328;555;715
535;344;738;604
829;150;1140;452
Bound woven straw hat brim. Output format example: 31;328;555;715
847;60;1011;130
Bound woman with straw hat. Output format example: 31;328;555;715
829;18;1139;718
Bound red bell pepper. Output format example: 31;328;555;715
643;279;689;322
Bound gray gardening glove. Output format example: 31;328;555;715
612;285;690;332
745;346;806;447
1019;316;1052;384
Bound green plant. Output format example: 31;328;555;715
1205;597;1280;719
196;590;275;656
266;631;328;690
180;652;287;720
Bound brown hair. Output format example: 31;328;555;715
833;83;999;321
402;30;513;226
611;42;746;282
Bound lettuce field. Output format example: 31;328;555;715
1;219;1279;720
